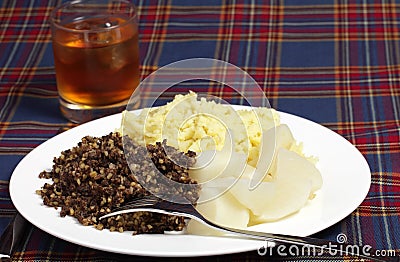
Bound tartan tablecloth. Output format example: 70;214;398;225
1;0;399;261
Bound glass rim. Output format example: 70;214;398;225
50;0;137;33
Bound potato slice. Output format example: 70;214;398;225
186;192;249;236
249;178;312;223
189;134;247;183
188;125;322;229
229;176;312;223
186;217;225;236
229;179;276;216
276;124;295;150
275;148;323;192
249;124;295;184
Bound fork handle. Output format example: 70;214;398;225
145;207;398;262
99;199;398;262
155;201;398;261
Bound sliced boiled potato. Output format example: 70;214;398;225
229;179;276;216
248;124;296;184
250;178;312;223
275;148;323;192
230;176;312;222
276;124;295;150
195;177;236;203
189;134;247;183
237;164;256;180
248;129;275;186
186;191;249;236
187;124;323;231
186;217;226;236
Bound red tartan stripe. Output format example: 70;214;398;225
2;12;399;42
1;67;42;80
0;34;51;42
0;122;75;141
0;6;54;14
0;182;14;213
331;120;400;130
268;88;400;97
335;121;400;135
0;126;60;135
135;3;400;14
1;4;399;19
0;122;76;155
139;64;400;74
0;121;77;130
361;172;400;203
356;206;400;216
0;3;54;43
1;83;397;101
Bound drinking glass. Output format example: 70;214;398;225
51;0;140;123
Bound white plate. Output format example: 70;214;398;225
9;109;371;257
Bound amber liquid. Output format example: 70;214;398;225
53;16;140;107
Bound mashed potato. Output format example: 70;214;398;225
121;91;280;166
120;91;323;233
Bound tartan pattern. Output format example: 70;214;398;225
1;0;399;260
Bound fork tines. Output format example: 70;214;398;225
113;194;160;212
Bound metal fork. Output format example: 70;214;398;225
99;195;398;262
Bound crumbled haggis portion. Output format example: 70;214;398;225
123;137;199;204
37;132;199;234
